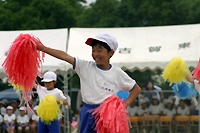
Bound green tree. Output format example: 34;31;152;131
0;0;82;30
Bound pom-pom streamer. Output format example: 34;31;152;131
172;81;197;99
190;59;200;84
2;34;45;112
162;57;190;85
90;96;129;133
37;95;62;125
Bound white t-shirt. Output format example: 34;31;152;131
74;58;136;104
17;115;29;124
37;86;66;102
0;115;3;123
138;107;149;116
127;106;138;116
177;106;190;116
65;95;71;109
194;79;200;94
149;104;163;114
163;108;176;118
4;114;16;123
32;114;39;122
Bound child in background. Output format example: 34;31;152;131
17;107;29;133
33;71;68;133
36;33;141;132
127;100;138;116
177;99;190;116
4;106;15;133
163;99;176;126
30;106;39;133
149;95;163;116
138;100;149;116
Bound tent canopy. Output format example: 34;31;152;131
0;88;19;102
67;24;200;71
0;28;68;79
1;24;200;79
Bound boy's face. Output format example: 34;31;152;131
153;99;158;105
44;81;56;90
180;100;185;107
20;110;25;116
147;82;153;90
92;44;114;67
7;109;13;115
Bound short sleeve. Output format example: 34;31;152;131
17;116;20;123
116;68;136;92
194;79;200;94
0;115;3;123
58;90;67;101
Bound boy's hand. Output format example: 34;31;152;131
57;100;60;104
35;41;46;51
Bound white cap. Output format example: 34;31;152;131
2;99;8;104
1;107;6;115
168;95;175;100
141;100;146;104
166;99;173;104
143;97;149;102
19;107;26;111
85;33;118;51
152;95;158;100
41;71;57;82
6;106;13;110
34;106;38;110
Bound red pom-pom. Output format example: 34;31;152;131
190;59;200;84
2;34;44;112
90;96;129;133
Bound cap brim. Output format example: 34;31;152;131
85;38;94;46
41;79;54;82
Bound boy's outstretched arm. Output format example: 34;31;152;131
125;84;141;108
37;42;74;65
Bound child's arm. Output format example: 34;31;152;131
186;73;194;84
125;84;141;108
57;99;68;105
5;121;9;128
37;42;74;65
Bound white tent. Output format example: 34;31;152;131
67;24;200;71
0;28;68;79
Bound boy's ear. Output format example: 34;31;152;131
54;80;57;84
109;50;115;58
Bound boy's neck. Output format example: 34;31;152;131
47;87;55;90
97;64;111;70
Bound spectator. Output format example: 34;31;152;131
177;99;190;116
10;100;20;118
163;99;176;118
143;97;150;107
138;100;149;116
30;106;39;133
0;101;6;116
4;106;15;133
149;96;163;116
2;99;8;107
127;100;138;116
143;81;157;104
17;107;29;133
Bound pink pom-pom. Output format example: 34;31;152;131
2;34;44;112
90;96;129;133
190;59;200;84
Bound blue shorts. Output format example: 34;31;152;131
80;103;100;133
4;123;15;130
18;124;29;129
38;118;60;133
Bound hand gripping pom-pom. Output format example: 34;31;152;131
2;34;45;112
37;95;62;125
190;59;200;84
89;96;129;133
162;57;190;85
172;81;197;99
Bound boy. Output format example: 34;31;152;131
4;106;15;133
17;107;29;133
33;71;68;133
36;33;141;132
177;99;190;116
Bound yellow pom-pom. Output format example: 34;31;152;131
37;95;61;125
162;57;190;85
